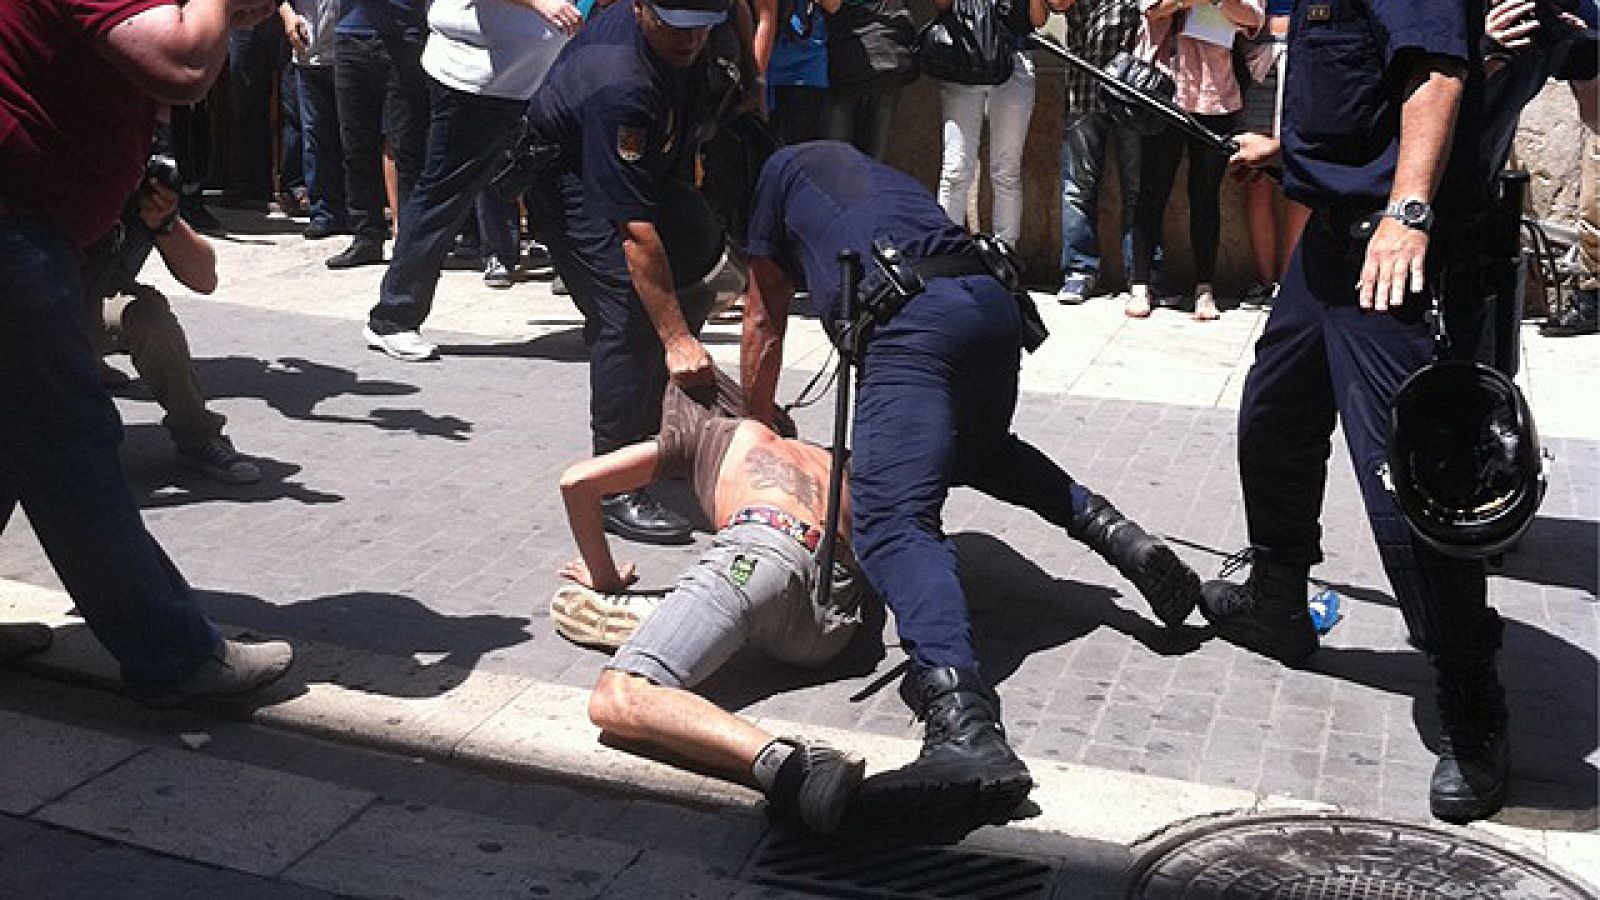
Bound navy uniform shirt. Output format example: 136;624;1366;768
745;142;975;331
1280;0;1487;215
524;1;706;224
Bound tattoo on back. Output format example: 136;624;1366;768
743;447;821;509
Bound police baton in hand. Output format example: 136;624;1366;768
1027;32;1267;174
813;251;862;611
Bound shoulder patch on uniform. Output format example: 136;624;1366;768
729;554;757;587
617;124;647;163
1306;4;1331;21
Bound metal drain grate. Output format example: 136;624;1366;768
1124;813;1598;899
745;833;1054;899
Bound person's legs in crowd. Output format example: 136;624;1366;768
379;23;432;221
1128;127;1182;318
100;286;260;485
476;189;521;289
223;21;280;211
0;487;55;662
936;83;988;232
984;52;1035;247
855;78;900;161
0;216;290;699
331;32;391;267
297;63;348;239
1186;113;1235;321
278;59;308;215
366;82;524;359
1058;109;1111;304
1242;172;1281;308
164;105;222;234
1543;131;1598;336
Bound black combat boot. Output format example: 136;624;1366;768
1070;494;1202;627
1430;654;1510;823
848;668;1033;829
1199;559;1317;664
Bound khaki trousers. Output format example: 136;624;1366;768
88;284;224;448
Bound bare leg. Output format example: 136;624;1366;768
1282;199;1310;281
1245;175;1279;286
588;669;772;784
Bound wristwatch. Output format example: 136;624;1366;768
1383;197;1434;233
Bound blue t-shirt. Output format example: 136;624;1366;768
524;1;707;223
1280;0;1487;214
745;142;975;328
768;0;828;89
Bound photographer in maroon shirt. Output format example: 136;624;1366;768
0;0;294;703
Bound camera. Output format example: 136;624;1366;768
145;153;182;193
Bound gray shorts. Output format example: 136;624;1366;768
1240;39;1287;137
609;522;862;689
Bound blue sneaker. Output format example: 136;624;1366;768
1056;272;1093;305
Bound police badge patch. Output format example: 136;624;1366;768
617;124;646;162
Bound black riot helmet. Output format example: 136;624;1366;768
1387;359;1545;559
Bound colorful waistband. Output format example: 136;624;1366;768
727;505;823;553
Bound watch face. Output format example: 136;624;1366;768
1402;199;1429;223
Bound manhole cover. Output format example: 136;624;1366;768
745;833;1054;899
1124;813;1596;899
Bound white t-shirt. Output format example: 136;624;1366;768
423;0;569;100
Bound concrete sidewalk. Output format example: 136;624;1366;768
2;209;1596;890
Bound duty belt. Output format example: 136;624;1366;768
727;505;823;553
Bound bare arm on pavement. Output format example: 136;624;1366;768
558;443;659;592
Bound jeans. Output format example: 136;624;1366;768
850;276;1091;670
1059;108;1142;278
1131;113;1236;286
371;82;525;332
936;52;1035;245
0;216;218;690
279;62;304;195
1238;212;1494;660
334;28;430;243
226;22;283;203
296;64;347;229
475;191;520;268
821;74;901;160
526;167;714;455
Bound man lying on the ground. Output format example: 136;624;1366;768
556;370;866;833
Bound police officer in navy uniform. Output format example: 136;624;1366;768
740;141;1204;824
522;0;737;544
1205;0;1517;823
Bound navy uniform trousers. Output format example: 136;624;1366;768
525;168;715;455
1238;211;1500;661
851;274;1090;672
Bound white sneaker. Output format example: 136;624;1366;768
364;325;437;362
551;584;664;649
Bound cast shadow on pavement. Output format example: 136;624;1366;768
194;588;531;701
119;422;343;507
955;532;1208;688
1312;617;1598;833
1490;515;1598;595
185;355;474;440
436;326;589;363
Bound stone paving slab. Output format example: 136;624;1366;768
0;712;142;816
36;749;375;878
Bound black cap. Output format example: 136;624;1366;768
648;0;727;29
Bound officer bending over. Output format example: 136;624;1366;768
740;142;1204;823
81;158;261;484
1214;0;1516;823
523;0;746;546
557;371;866;834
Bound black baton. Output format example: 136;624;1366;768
1027;32;1244;162
814;251;860;610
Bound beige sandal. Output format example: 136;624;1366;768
1125;285;1153;319
1193;286;1220;322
